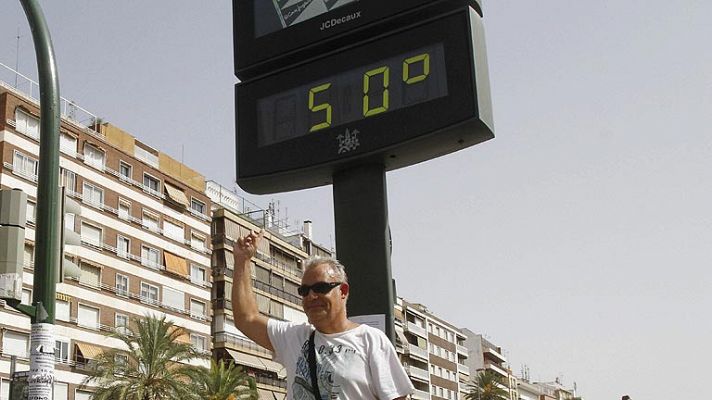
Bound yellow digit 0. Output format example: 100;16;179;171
363;66;390;117
309;83;332;132
403;53;430;84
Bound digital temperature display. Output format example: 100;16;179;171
236;7;493;194
256;44;447;147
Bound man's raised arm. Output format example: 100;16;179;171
231;230;273;351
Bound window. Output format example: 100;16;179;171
141;246;160;269
2;331;29;357
190;232;205;251
82;183;104;207
190;299;206;320
21;289;31;306
23;244;34;268
15;109;39;139
75;390;93;400
143;173;160;194
60;132;77;155
118;200;131;220
26;201;36;224
115;274;129;297
140;282;159;304
163;220;184;241
255;265;270;284
190;198;206;215
13;150;38;180
60;168;76;192
190;265;206;285
56;299;70;322
80;222;102;247
54;340;69;363
84;144;105;169
53;382;68;400
117;236;130;259
79;263;101;288
77;304;100;329
191;334;207;353
115;313;129;335
64;213;76;233
162;287;185;311
119;161;132;180
142;211;160;232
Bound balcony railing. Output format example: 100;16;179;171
407;343;429;361
458;363;470;376
457;344;468;355
215;332;272;357
412;389;431;400
406;365;430;382
406;321;428;338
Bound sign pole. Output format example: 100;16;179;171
333;164;395;343
20;0;61;398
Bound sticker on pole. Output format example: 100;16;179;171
28;323;54;400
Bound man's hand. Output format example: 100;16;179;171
234;230;263;265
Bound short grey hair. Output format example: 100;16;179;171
304;256;348;283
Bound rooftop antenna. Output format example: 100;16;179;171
14;27;22;88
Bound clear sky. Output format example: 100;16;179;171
2;1;711;398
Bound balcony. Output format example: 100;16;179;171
412;389;431;400
458;363;470;376
484;346;507;363
407;344;429;361
406;321;428;338
484;362;509;378
405;365;430;383
456;344;468;356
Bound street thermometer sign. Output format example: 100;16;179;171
235;7;493;194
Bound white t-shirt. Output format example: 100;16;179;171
268;319;414;400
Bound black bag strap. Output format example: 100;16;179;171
308;330;321;400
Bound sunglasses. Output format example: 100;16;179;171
297;282;343;297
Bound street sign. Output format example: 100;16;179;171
233;0;482;79
236;7;493;194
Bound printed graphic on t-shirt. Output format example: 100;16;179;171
292;338;363;399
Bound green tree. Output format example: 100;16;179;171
466;370;509;400
185;359;258;400
82;315;202;400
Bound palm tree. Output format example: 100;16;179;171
184;359;258;400
82;314;203;400
465;370;509;400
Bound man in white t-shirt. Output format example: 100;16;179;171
232;230;414;400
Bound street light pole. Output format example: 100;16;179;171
19;0;61;398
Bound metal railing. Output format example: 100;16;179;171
1;61;101;131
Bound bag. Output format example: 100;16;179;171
308;330;322;400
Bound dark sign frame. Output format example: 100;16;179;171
233;0;482;79
236;7;493;194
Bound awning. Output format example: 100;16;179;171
164;252;188;277
164;182;189;208
395;328;408;349
76;342;103;360
226;349;286;379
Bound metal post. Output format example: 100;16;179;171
20;0;61;397
333;164;395;343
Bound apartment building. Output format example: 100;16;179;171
0;70;213;399
207;181;331;400
462;329;518;400
395;299;471;400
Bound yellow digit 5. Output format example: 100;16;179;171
363;66;390;117
403;53;430;84
309;83;332;132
